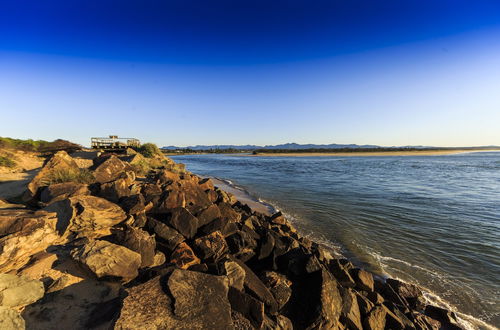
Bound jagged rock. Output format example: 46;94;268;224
228;287;266;328
98;178;131;203
367;290;385;304
146;217;185;251
196;204;222;227
224;260;246;291
207;190;219;203
232;310;254;330
116;270;233;329
39;182;90;204
169;242;200;269
386;278;424;309
44;195;127;238
71;240;141;282
192;231;228;261
364;305;387;330
0;274;44;308
226;230;257;262
157;169;180;183
167;269;233;328
151;251;166;267
0;209;62;272
339;287;363;330
196;177;212;190
351;268;374;292
260;271;292;310
216;188;238;204
114;226;156;268
114;275;173;329
270;211;286;225
120;194;145;214
167;207;199;239
218;202;242;222
91;155;133;184
232;258;278;314
424;305;461;330
329;258;356;287
23;151;81;202
287;269;342;329
356;292;375;316
179;179;213;213
0;306;25;330
141;183;162;203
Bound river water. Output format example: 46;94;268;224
172;152;500;329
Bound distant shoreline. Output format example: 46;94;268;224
245;149;500;157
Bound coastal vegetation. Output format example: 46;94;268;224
136;142;163;158
0;137;81;153
0;155;16;168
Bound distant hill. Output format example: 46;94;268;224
162;143;383;150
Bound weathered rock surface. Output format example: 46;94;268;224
44;195;127;238
0;306;25;330
116;270;233;329
71;240;141;282
0;209;62;272
91;155;133;184
114;226;156;268
0;274;44;308
39;182;90;204
169;242;200;269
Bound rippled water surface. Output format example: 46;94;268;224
172;152;500;328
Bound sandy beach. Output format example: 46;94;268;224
245;149;500;157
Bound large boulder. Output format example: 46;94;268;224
91;155;133;184
71;240;141;282
98;178;131;203
44;195;127;238
0;209;62;272
192;231;229;261
114;227;156;268
146;217;185;252
169;242;200;269
386;278;424;309
260;271;293;311
339;287;363;330
24;151;80;202
115;270;233;329
39;182;90;204
167;269;233;328
0;274;44;308
166;207;199;239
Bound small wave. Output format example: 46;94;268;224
361;248;499;330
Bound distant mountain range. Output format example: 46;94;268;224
162;143;500;151
162;143;427;150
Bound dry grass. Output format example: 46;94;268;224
41;168;95;185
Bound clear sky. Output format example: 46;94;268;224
1;0;499;147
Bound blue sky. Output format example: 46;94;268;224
1;0;499;147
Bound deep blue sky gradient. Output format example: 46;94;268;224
1;0;499;146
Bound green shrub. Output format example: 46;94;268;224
0;156;16;168
41;168;95;185
137;143;163;158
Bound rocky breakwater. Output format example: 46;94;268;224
0;150;464;329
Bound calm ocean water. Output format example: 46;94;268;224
172;152;500;329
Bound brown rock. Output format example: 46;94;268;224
98;178;131;203
364;305;387;330
386;278;424;309
192;231;228;261
146;217;185;251
169;242;200;269
351;268;375;292
0;274;45;308
167;269;233;328
196;204;222;227
115;226;156;268
223;260;246;291
157;169;180;183
260;271;292;310
424;305;461;330
120;194;146;215
167;207;199;239
91;155;132;184
198;177;214;190
228;287;265;328
339;287;363;330
39;182;90;204
329;258;356;287
44;195;127;238
0;306;25;330
71;240;141;282
0;209;62;272
218;202;242;222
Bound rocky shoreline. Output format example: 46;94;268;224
0;150;465;329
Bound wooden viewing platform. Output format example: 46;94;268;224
91;135;140;150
